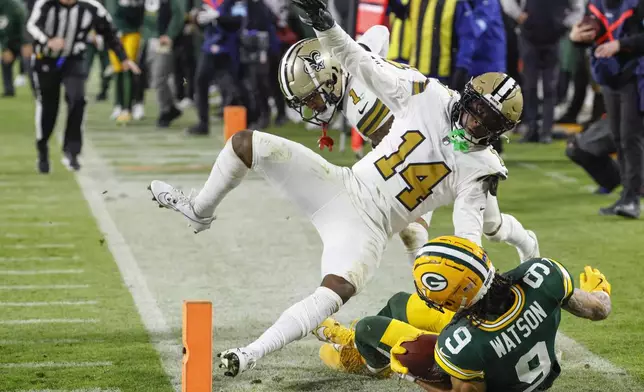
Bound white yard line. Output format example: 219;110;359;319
0;269;84;275
0;319;99;325
16;389;120;392
0;339;101;345
0;284;90;290
2;244;75;249
0;222;70;227
74;139;179;390
0;300;97;307
0;361;112;369
0;256;80;263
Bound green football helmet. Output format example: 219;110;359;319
278;38;347;125
451;72;523;149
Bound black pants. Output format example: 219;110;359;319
1;60;14;96
602;82;644;203
269;45;288;118
242;61;272;124
195;52;242;127
33;57;87;156
173;33;196;101
521;37;559;137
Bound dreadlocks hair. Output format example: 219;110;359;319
451;272;518;327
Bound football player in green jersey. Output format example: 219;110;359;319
316;236;612;391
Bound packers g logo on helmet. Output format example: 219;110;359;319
413;236;495;313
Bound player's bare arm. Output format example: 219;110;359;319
563;266;612;321
563;289;611;321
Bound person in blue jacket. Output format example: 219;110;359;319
468;0;507;76
186;0;244;136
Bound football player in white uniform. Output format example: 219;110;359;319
147;0;529;377
278;32;539;265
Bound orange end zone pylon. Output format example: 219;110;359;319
182;301;213;392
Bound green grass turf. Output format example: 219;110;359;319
2;71;643;391
0;93;173;391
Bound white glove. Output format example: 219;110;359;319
196;5;220;25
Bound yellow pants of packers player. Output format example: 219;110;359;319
353;292;454;369
108;32;141;73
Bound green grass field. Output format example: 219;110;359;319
0;76;643;392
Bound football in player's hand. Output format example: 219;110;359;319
393;334;440;381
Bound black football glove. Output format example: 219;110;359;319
292;0;335;32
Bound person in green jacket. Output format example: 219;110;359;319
0;0;30;97
105;0;145;124
140;0;185;127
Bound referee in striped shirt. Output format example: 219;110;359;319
27;0;140;173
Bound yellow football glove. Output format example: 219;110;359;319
390;334;424;377
580;266;611;296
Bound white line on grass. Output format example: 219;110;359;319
0;269;84;275
0;256;80;263
0;221;70;227
0;339;102;345
16;389;121;392
2;244;75;249
0;284;90;290
74;140;178;389
0;319;99;325
0;361;112;369
0;300;97;307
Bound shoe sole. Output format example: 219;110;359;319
147;184;213;233
615;210;639;219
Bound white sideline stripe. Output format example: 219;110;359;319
0;339;101;345
0;221;69;227
0;319;99;325
16;389;120;392
2;244;75;249
0;284;89;290
74;140;177;388
0;269;84;275
0;361;112;369
0;256;80;262
0;300;97;307
5;204;38;209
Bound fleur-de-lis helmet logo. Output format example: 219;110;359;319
300;50;325;74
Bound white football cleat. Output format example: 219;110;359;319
148;180;214;233
399;222;429;264
518;230;540;263
110;106;122;120
177;98;193;111
132;103;145;120
218;348;257;377
14;74;26;87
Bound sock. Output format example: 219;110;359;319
192;140;249;218
123;70;132;111
115;73;123;107
245;286;342;359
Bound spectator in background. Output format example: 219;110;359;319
571;0;644;218
266;0;294;126
239;0;279;130
0;0;29;98
405;0;476;91
105;0;145;125
85;31;112;101
386;0;412;64
142;0;185;128
185;0;244;136
173;0;197;110
502;0;584;144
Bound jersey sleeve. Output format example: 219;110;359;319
434;327;485;381
512;258;575;305
356;24;390;57
316;24;417;117
452;180;487;246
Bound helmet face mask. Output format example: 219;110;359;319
279;39;347;126
451;72;523;149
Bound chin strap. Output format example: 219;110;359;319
318;123;334;151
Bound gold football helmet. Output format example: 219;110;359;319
278;38;347;125
413;236;495;313
451;72;523;149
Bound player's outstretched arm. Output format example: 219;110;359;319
293;0;414;116
562;266;612;321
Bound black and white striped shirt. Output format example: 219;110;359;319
27;0;125;60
